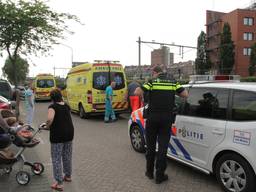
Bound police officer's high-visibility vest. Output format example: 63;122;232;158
141;73;184;113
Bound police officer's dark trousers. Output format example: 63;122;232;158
145;112;171;178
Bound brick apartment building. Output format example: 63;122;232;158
168;60;195;79
125;45;194;80
124;61;194;80
151;45;174;69
206;8;256;77
124;65;151;80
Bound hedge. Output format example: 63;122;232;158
240;76;256;82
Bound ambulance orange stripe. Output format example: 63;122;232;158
122;103;126;109
116;102;121;108
112;102;128;109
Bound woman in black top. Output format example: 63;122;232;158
43;89;74;191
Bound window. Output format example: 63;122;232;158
93;72;125;90
111;72;125;90
0;81;12;100
243;32;253;40
183;88;218;118
244;17;254;26
243;48;252;56
232;91;256;121
76;77;81;83
182;88;229;120
212;90;229;120
93;72;108;90
36;79;54;88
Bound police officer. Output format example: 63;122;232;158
135;65;188;184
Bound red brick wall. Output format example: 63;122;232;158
206;9;256;76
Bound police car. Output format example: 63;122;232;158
128;75;256;192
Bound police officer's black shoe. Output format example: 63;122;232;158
145;171;154;179
155;174;168;184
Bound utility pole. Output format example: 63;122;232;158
60;43;74;67
137;38;197;77
138;39;197;58
138;36;141;79
53;67;71;77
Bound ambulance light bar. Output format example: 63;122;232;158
94;60;120;64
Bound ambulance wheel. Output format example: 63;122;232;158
130;124;145;153
115;113;120;118
16;171;30;185
79;104;89;119
215;153;256;192
31;162;44;175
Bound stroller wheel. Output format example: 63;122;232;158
3;167;12;174
16;171;30;185
31;162;44;175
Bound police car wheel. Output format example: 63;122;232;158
130;125;145;153
215;153;256;192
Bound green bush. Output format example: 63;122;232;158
240;76;256;82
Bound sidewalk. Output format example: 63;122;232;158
0;148;51;192
0;103;79;192
0;104;50;191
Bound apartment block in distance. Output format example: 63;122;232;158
206;6;256;77
151;46;174;69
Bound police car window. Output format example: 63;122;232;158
232;91;256;121
183;88;218;118
110;72;125;90
174;95;184;114
93;72;109;90
212;89;229;120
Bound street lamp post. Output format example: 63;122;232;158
60;43;73;67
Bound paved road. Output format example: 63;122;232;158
1;102;223;192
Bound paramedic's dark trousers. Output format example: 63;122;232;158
145;113;171;177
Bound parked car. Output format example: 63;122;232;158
0;95;11;109
0;79;13;101
128;77;256;192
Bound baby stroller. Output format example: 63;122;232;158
0;113;45;185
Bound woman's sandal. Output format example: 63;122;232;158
51;182;63;191
63;176;72;182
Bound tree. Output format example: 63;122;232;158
2;55;29;85
0;0;80;86
219;23;235;75
195;31;211;74
249;43;256;76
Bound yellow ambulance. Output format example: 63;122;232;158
34;74;56;100
66;61;128;118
